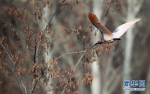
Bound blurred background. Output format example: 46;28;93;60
0;0;150;94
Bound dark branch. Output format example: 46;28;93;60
44;0;66;33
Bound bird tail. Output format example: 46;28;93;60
88;12;99;24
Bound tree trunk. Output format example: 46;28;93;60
91;0;105;94
123;1;143;94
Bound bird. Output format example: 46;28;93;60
88;12;140;47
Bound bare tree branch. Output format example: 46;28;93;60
0;42;27;94
44;0;66;33
55;50;86;60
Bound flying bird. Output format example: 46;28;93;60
88;12;140;47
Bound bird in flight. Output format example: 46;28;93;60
88;12;140;47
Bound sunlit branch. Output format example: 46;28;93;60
0;42;15;64
0;42;27;94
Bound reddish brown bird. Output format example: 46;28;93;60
88;12;140;47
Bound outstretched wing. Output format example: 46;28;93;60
88;12;112;35
112;18;140;38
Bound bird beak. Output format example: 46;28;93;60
92;41;103;47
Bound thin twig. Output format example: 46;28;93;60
44;0;66;33
0;42;15;64
75;51;86;70
55;50;86;60
105;0;113;17
30;74;42;94
75;39;92;71
19;75;28;94
48;34;66;43
31;76;42;94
